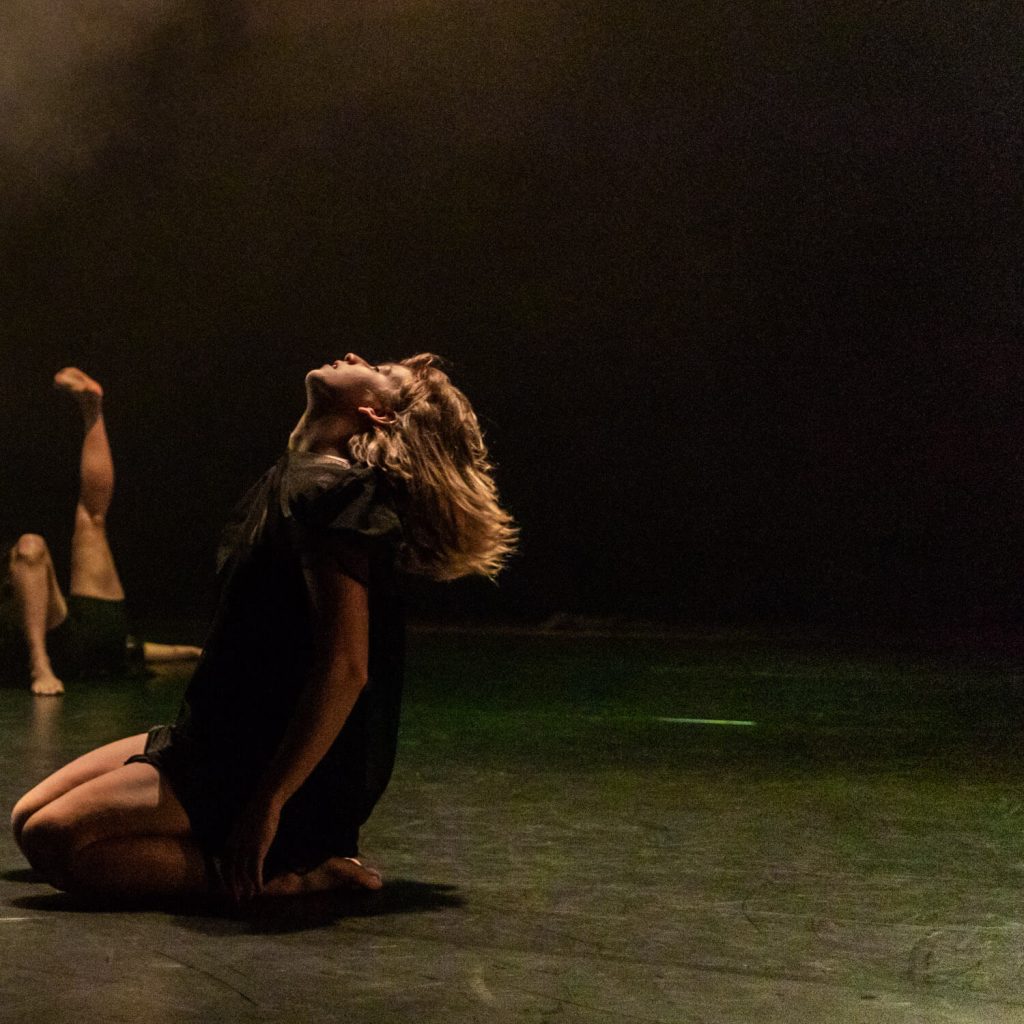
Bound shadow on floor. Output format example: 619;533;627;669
187;880;465;935
9;878;464;934
1;868;38;883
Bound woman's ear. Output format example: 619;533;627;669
358;405;397;427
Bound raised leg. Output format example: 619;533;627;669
54;368;125;601
8;535;68;695
54;368;205;667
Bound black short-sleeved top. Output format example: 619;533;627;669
134;450;405;874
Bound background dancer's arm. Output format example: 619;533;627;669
222;561;370;903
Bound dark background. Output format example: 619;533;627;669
0;2;1020;637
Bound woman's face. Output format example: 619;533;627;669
307;353;412;414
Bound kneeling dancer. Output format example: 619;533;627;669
11;353;516;903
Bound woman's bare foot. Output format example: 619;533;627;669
30;671;65;696
54;367;103;419
263;857;383;897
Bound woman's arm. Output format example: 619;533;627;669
223;559;371;903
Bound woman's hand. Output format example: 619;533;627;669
222;797;282;905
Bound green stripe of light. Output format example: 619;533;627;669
655;717;756;727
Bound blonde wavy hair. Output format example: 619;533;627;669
345;353;518;580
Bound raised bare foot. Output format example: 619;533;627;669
30;672;65;696
264;857;383;897
54;367;103;413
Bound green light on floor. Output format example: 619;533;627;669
655;717;756;727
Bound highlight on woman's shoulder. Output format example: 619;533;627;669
345;352;518;581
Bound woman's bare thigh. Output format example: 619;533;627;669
12;733;148;831
34;761;192;852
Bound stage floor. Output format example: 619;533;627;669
1;631;1022;1023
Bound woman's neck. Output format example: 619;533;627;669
288;409;358;456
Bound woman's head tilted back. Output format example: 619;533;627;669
345;353;518;581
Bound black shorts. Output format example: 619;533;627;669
0;593;130;680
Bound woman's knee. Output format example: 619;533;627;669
10;792;38;847
10;788;59;850
18;808;77;888
10;533;51;569
74;504;107;532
